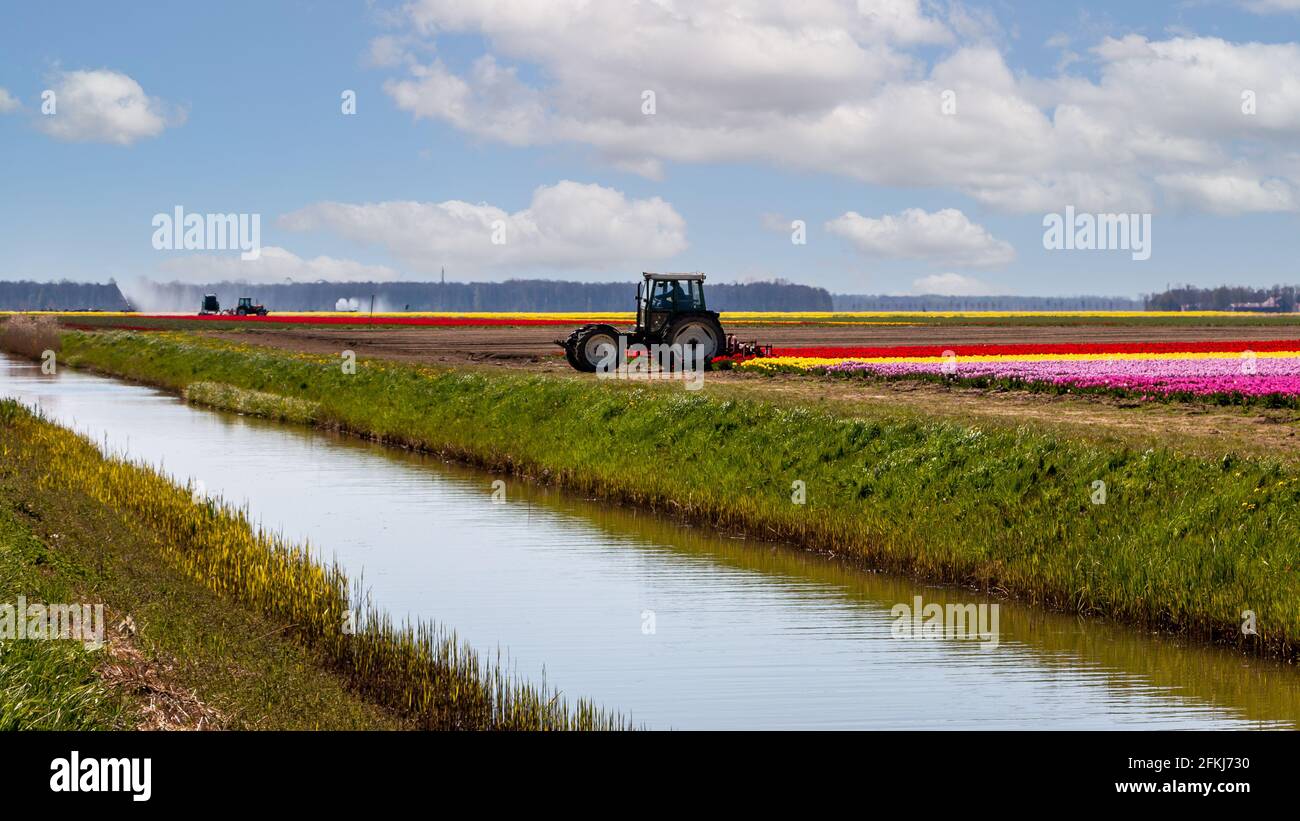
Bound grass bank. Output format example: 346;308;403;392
0;399;628;730
0;505;130;730
49;330;1300;659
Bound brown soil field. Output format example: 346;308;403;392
203;323;1300;463
209;322;1300;368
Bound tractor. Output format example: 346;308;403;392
229;296;269;316
199;294;221;315
558;272;769;372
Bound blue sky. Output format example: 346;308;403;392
1;0;1298;297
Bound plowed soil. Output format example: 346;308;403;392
209;322;1300;367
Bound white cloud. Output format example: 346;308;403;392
826;208;1016;267
0;88;19;114
1241;0;1300;13
855;0;954;44
375;3;1300;215
279;180;686;276
157;246;400;284
37;69;182;145
383;55;547;148
1157;172;1296;214
912;272;995;296
367;35;411;68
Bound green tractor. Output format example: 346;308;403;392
559;272;766;372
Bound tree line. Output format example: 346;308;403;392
831;293;1144;311
1143;284;1297;312
130;278;835;312
7;277;1294;314
0;280;132;311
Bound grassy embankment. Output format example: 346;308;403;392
0;396;628;730
0;503;130;730
46;329;1300;659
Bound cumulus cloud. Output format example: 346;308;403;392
826;208;1016;267
374;2;1300;215
37;69;182;145
157;246;400;284
0;88;19;114
1157;172;1296;214
912;272;995;295
279;180;686;276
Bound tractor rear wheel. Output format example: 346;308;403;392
571;324;622;373
562;335;582;370
667;317;724;369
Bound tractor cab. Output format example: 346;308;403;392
637;272;709;337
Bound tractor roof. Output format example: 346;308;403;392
643;271;706;282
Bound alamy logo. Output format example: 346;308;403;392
0;596;104;650
151;206;261;260
1042;206;1151;261
50;751;151;802
596;337;705;391
891;595;1000;650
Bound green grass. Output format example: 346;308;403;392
52;330;1300;659
0;419;403;730
0;507;128;730
185;381;321;423
0;397;628;729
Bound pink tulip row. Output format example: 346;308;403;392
820;355;1300;400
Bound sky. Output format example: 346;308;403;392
1;0;1298;298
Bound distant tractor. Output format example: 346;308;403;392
231;297;269;316
558;272;769;372
198;295;268;316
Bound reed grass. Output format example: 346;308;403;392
0;399;630;730
48;331;1300;658
185;381;321;423
0;315;61;361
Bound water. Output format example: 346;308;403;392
3;353;1298;729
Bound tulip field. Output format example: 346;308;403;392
731;339;1300;406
